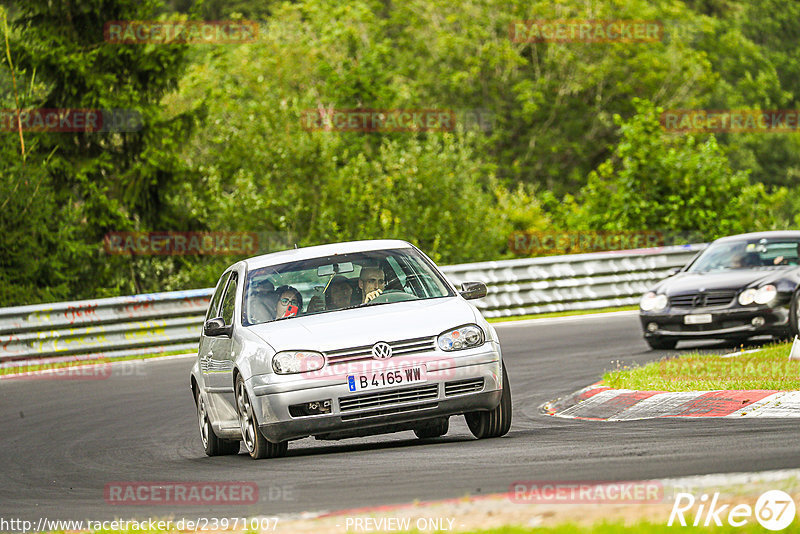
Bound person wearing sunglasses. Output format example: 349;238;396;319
274;285;303;319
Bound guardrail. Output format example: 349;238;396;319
0;244;704;368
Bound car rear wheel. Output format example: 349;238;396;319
645;337;678;350
413;417;449;439
196;389;240;456
465;366;512;439
235;374;288;460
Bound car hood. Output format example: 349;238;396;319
655;269;791;295
246;297;478;353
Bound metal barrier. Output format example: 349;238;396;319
0;244;704;368
442;244;705;318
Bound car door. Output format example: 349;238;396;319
199;271;229;386
204;271;238;398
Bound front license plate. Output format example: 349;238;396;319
684;314;712;325
347;366;427;392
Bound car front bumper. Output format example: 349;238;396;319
640;304;791;340
247;343;503;442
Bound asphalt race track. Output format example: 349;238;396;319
1;311;798;521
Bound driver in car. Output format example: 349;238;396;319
359;266;386;304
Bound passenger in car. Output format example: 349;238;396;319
327;275;355;309
247;279;276;324
275;285;303;318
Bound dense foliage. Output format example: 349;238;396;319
1;0;799;305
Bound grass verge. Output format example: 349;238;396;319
603;341;800;391
488;305;638;323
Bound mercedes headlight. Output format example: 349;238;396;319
739;285;777;306
437;324;485;351
272;351;325;374
640;292;668;312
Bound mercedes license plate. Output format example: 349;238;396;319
684;314;712;325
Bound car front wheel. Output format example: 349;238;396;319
790;291;800;338
465;366;512;439
235;374;288;460
196;389;240;456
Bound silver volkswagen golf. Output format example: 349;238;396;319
190;240;511;459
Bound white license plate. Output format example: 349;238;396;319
684;314;712;325
347;366;426;392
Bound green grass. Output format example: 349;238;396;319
603;341;800;391
0;349;193;376
488;305;638;323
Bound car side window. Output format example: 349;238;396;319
220;273;238;326
206;272;231;321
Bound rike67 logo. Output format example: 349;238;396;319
669;490;797;531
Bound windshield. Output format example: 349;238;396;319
241;248;454;325
687;238;800;273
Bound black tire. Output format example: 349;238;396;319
465;366;512;439
645;337;678;350
196;389;240;456
790;291;800;338
413;417;449;439
235;374;288;460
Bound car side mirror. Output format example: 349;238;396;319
667;267;681;276
204;317;232;337
459;281;487;300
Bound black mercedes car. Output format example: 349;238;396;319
639;231;800;349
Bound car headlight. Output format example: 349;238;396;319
738;288;757;305
272;351;325;374
437;324;485;351
740;285;777;306
640;292;668;312
755;285;777;304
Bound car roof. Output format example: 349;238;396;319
713;231;800;243
242;239;415;270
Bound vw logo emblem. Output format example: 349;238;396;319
372;342;392;360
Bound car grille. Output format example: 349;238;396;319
445;378;484;396
325;336;436;365
340;402;439;421
338;383;439;413
670;291;736;309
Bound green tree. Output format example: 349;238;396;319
577;99;785;239
2;0;194;302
